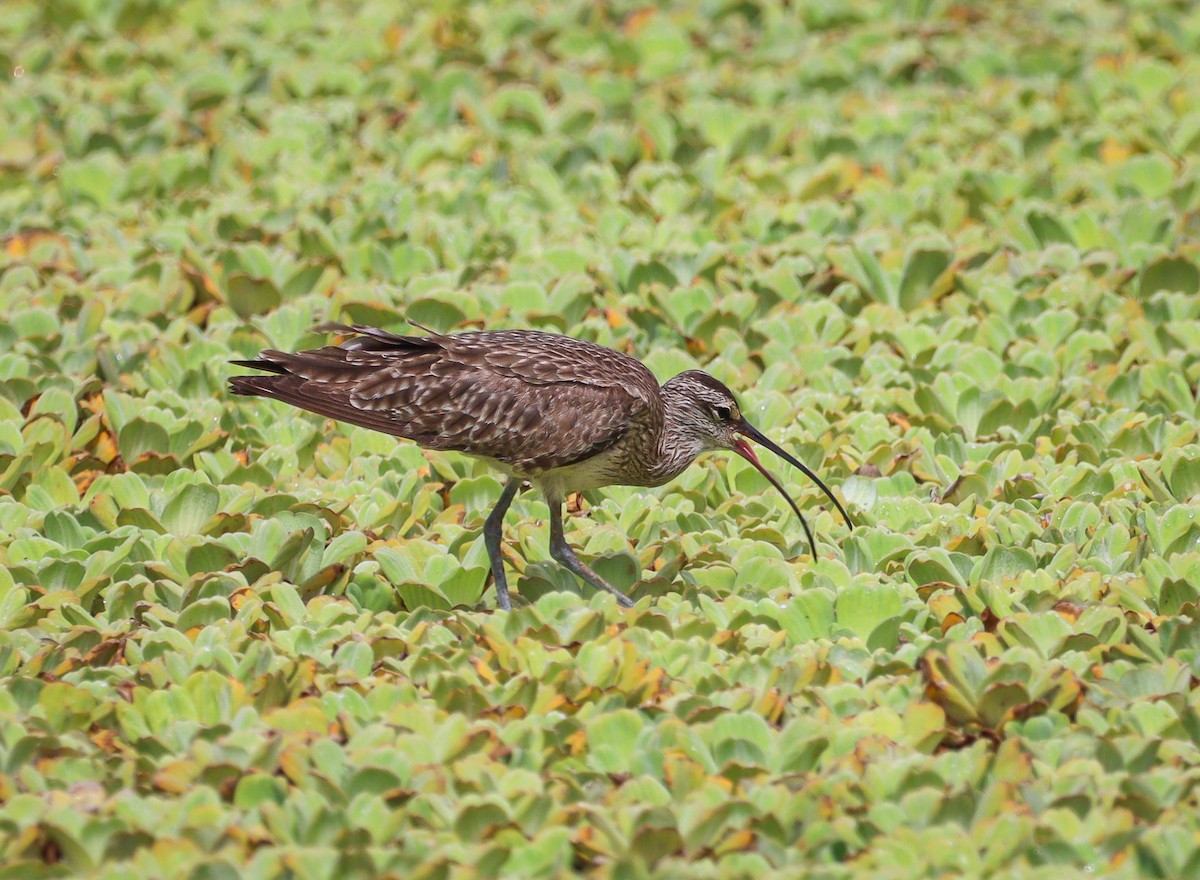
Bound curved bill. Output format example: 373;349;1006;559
732;420;854;559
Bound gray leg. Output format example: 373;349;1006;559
484;479;522;610
548;499;635;608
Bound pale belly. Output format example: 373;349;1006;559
473;446;671;502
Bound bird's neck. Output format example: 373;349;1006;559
644;390;705;486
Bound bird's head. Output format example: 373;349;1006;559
662;370;854;556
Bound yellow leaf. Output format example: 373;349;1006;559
152;760;197;793
1100;138;1131;164
713;829;756;855
473;657;498;685
384;23;404;52
624;8;655;35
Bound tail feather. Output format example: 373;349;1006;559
229;358;289;375
312;322;443;353
228;322;445;437
228;374;288;396
315;320;442;340
227;372;407;436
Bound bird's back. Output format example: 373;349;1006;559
229;324;662;474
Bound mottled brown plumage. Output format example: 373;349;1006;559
232;324;660;476
230;323;853;609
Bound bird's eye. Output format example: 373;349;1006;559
713;404;733;422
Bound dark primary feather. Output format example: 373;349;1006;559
228;324;662;473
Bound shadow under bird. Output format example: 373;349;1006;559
229;323;853;609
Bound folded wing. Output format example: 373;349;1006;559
229;324;661;473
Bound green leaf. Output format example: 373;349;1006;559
836;583;903;644
226;274;282;319
735;555;791;593
898;246;952;309
234;774;287;809
185;541;239;575
264;581;307;626
1121;154;1175;199
973;546;1037;584
586;709;645;774
501;281;549;313
176;596;232;630
454;801;512;840
591;551;641;593
59;153;125;208
324;531;368;566
424;555;487;607
161;484;220;535
780;590;835;642
1027;209;1075;246
407;295;467;332
117;419;170;461
1140;256;1199;298
281;262;327;300
0;570;28;629
907;549;968;588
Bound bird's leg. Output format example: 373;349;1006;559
484;479;522;610
547;498;635;608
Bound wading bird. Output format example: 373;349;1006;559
230;324;852;609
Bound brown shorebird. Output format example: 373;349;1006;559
229;323;852;609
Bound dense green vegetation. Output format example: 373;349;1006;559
4;0;1200;876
